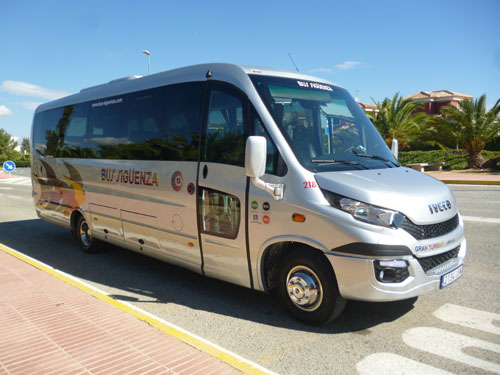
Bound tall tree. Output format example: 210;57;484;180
21;137;30;155
433;95;500;169
0;128;20;160
0;129;17;151
367;93;428;150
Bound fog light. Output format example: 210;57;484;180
374;260;409;283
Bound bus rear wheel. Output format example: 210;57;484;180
278;248;346;325
76;215;102;253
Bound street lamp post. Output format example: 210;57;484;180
142;50;151;75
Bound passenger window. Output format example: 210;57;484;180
34;82;204;160
162;82;204;161
252;110;286;176
61;102;91;158
199;187;240;239
32;112;46;155
43;107;66;157
88;97;123;157
202;90;246;166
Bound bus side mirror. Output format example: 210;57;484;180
391;138;398;160
245;136;266;178
245;136;284;200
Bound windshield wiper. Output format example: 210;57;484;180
311;159;369;169
351;151;400;167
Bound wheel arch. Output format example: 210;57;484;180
259;236;331;291
70;209;85;240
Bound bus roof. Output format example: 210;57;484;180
35;63;340;113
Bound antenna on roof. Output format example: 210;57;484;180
288;52;300;72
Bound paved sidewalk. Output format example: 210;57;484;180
0;249;242;375
424;169;500;185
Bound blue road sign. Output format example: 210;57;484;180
3;160;16;173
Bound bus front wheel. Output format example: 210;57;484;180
278;248;346;325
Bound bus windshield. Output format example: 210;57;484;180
250;75;399;172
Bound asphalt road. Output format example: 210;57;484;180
1;171;499;375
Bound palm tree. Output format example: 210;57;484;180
367;93;428;150
433;95;500;169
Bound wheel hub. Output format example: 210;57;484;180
80;221;91;247
286;266;323;311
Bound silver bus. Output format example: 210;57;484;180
31;64;466;325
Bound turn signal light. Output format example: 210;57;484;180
292;213;306;223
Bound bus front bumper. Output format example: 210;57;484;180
325;238;466;302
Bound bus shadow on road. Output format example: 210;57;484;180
0;218;416;334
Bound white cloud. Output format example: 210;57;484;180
21;101;43;111
309;67;333;73
1;80;70;100
0;105;13;116
335;61;362;70
310;61;368;74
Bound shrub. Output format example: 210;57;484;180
399;150;500;170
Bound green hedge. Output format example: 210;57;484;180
0;157;30;168
12;159;31;168
399;150;500;170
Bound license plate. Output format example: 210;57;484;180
440;265;463;288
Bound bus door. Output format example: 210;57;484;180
197;83;252;288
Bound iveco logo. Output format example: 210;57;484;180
428;200;452;214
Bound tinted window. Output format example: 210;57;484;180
96;83;203;160
32;111;46;155
32;82;204;161
162;83;203;161
202;90;246;166
88;97;123;158
43;107;65;157
60;102;92;158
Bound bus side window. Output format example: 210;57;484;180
88;98;123;158
43;107;64;157
62;102;90;158
198;187;240;239
202;90;246;166
32;111;46;156
252;109;287;176
162;82;204;161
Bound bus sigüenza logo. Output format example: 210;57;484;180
428;200;452;214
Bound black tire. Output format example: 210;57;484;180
75;215;103;253
278;248;346;325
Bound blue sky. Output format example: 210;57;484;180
1;0;499;141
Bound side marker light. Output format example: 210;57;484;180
292;213;306;223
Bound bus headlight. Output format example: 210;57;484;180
322;190;404;229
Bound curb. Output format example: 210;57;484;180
438;180;500;186
0;242;277;375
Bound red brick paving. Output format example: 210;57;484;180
0;251;242;375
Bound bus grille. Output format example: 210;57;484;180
416;246;460;273
400;214;459;240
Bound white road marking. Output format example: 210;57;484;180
434;304;500;336
462;216;500;224
403;327;500;374
356;353;454;375
0;187;13;190
7;195;23;199
0;177;31;185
